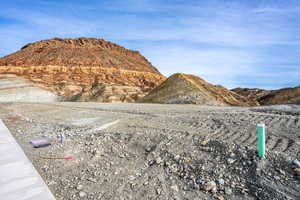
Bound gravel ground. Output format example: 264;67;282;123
0;102;299;200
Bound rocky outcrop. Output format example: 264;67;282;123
0;66;164;102
139;73;259;106
231;88;269;100
259;86;300;105
232;86;300;105
231;88;270;105
0;38;165;102
0;38;160;73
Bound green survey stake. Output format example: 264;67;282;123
257;124;266;158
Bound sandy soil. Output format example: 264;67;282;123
0;102;299;200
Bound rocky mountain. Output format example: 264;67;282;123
0;38;165;102
139;73;259;106
231;88;270;102
233;86;300;105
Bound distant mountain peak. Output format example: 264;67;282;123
0;37;160;74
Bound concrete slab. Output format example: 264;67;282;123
0;119;56;200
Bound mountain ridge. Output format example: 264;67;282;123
0;37;161;74
233;86;300;105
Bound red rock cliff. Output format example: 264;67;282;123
0;38;166;102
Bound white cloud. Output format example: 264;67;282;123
253;7;286;13
252;6;300;14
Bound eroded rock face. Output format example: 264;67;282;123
0;38;165;102
0;66;165;101
231;88;270;102
232;87;300;105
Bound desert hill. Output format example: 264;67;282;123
139;73;259;106
231;88;269;100
231;88;270;104
0;37;165;102
233;86;300;105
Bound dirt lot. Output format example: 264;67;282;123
0;102;299;200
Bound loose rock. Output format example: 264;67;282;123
225;187;233;195
203;181;217;192
79;191;87;198
293;160;300;168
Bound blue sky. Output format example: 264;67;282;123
0;0;300;89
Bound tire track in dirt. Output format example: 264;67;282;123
278;117;289;128
175;112;298;154
266;134;276;150
271;138;283;151
214;129;231;140
223;130;243;142
239;132;254;144
276;138;289;152
209;126;226;140
265;116;278;127
285;117;295;129
283;139;295;152
295;118;300;126
250;138;258;146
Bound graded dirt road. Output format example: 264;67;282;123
0;103;299;199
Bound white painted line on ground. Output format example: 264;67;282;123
71;117;99;126
91;119;120;132
0;119;56;200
